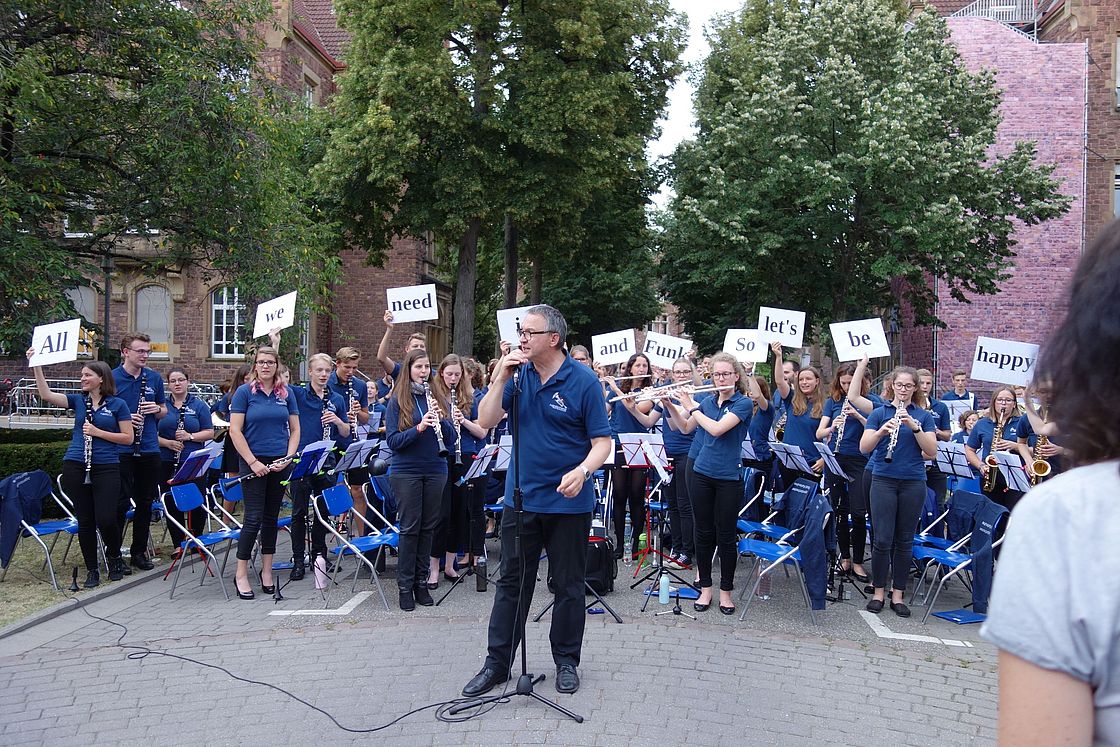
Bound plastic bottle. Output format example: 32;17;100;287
313;556;329;590
658;573;670;604
755;561;772;600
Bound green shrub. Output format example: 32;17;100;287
0;429;73;445
0;442;69;518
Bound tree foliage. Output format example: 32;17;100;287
317;0;685;356
659;0;1072;352
0;0;340;354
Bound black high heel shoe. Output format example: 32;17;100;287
258;571;274;595
236;580;255;600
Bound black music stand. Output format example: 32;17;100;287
272;440;336;601
989;451;1033;493
436;447;500;605
449;364;583;723
769;442;815;476
814;442;865;604
936;442;975;480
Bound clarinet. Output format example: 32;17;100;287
883;401;906;463
83;395;94;485
173;395;188;468
132;367;146;456
451;387;463;466
832;397;848;450
422;381;449;458
321;390;332;441
346;379;358;436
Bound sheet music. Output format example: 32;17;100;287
740;438;757;461
640;441;671;485
769;442;814;474
619;432;665;468
813;442;850;481
991;450;1032;492
935;441;975;478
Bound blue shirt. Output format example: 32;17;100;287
502;356;611;514
456;391;484;456
966;415;1022;460
941;390;976;407
384;393;455;475
230;383;299;457
655;400;694;456
951;430;969;445
822;397;868;458
865;404;936;480
290;385;347;450
692;392;753;481
157;396;213;462
927;399;951;432
64;394;131;465
609;387;651;439
747;402;774;461
1017;415;1063;475
781;391;824;456
326;371;368;449
112;366;165;455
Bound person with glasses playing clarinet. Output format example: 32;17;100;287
855;362;938;618
157;367;214;556
28;351;133;587
113;333;167;572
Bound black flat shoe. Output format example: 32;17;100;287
719;604;735;616
413;586;435;606
693;601;711;612
555;664;580;694
130;554;154;571
443;570;461;582
852;570;870;583
258;572;274;595
289;561;305;581
890;601;911;618
866;598;884;613
462;666;509;697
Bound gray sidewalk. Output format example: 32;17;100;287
0;547;998;746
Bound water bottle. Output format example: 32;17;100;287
313;556;329;590
658;573;670;604
755;560;772;600
623;523;633;566
475;559;488;592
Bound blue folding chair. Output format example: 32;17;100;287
1;471;78;590
738;475;814;542
313;484;398;610
166;483;240;601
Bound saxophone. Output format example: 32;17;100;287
774;410;787;442
883;401;906;463
1030;432;1052;485
422;381;449;458
983;409;1007;493
451;387;463;466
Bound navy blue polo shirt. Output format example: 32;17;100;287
502;356;610;514
64;394;131;465
112;366;165;455
290;385;347;450
457;391;484;455
951;430;969;445
211;393;231;420
941;390;975;407
780;392;823;456
966;415;1021;460
609;387;651;439
230;383;299;456
326;371;368;448
655;399;694;456
823;397;865;457
384;393;455;475
157;396;213;462
865;404;936;480
927;399;951;432
692;392;753;481
1016;415;1063;475
747;402;775;461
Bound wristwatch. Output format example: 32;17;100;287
579;466;591;481
689;406;701;415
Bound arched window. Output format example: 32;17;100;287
64;286;98;358
211;286;245;359
135;285;172;359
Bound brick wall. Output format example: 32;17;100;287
900;18;1087;401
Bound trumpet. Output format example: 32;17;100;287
422;381;449;458
1030;433;1052;485
607;381;730;404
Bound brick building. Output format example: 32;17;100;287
899;1;1097;400
3;0;448;387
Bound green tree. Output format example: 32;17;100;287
0;0;340;355
317;0;685;356
659;0;1071;353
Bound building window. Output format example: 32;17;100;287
62;202;95;238
211;286;245;359
646;314;669;336
135;285;172;359
64;286;98;358
303;78;317;108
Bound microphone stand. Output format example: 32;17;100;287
449;360;583;723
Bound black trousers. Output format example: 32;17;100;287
829;453;869;563
118;452;160;558
431;458;469;559
869;476;925;592
236;456;292;561
690;470;741;592
390;472;445;591
288;474;332;563
611;460;647;556
926;464;948;509
62;460;122;570
158;461;205;551
664;453;695;557
484;509;592;672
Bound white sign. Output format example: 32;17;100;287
252;291;297;339
496;305;536;347
385;283;438;324
641;330;692;369
28;318;82;367
591;329;636;367
830;318;890;361
970;336;1038;387
722;329;768;363
757;306;806;349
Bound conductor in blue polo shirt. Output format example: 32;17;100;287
462;305;612;699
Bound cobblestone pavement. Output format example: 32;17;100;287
0;538;998;746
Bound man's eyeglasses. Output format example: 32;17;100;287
517;329;553;340
128;348;151;355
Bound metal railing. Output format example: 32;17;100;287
951;0;1038;41
5;378;224;427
